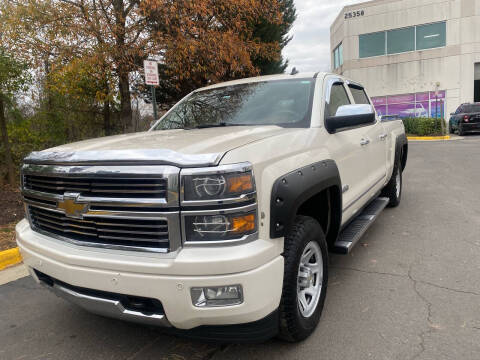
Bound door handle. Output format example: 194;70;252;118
379;133;388;140
360;138;370;146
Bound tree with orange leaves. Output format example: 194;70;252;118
144;0;283;103
1;0;284;131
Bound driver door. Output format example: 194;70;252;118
323;78;373;225
346;83;387;190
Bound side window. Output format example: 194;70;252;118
456;106;464;114
326;83;351;117
348;85;370;105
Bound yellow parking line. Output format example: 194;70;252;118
0;247;22;271
407;135;451;141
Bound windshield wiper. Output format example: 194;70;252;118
184;122;246;130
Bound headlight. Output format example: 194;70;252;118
181;163;255;203
181;163;258;244
184;210;257;242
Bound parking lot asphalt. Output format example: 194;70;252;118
1;136;480;360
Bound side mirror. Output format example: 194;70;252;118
326;104;376;133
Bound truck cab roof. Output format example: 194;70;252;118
197;72;362;92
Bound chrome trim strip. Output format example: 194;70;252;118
42;281;171;327
181;203;257;216
183;232;259;247
180;162;256;207
343;175;386;213
23;190;173;208
23;163;180;177
181;192;257;207
24;197;180;220
24;149;223;168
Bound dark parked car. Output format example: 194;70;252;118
449;103;480;135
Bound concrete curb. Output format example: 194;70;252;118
407;135;451;141
0;247;22;271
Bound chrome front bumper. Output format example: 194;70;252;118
33;270;172;327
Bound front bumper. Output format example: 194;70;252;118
16;219;284;330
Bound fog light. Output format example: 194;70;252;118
191;285;243;307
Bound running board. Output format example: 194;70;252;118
333;197;389;254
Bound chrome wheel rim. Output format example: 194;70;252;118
297;241;323;318
395;172;401;198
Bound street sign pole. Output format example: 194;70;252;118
151;85;158;121
144;60;160;120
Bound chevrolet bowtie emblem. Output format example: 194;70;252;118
58;193;88;219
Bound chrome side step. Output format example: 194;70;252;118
333;197;389;254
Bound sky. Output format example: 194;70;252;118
283;0;365;73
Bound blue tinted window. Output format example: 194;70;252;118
333;43;343;69
416;22;446;50
387;27;415;54
359;32;386;58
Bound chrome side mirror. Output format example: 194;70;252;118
326;104;376;133
335;104;375;117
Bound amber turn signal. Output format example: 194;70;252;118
227;174;254;194
231;213;256;234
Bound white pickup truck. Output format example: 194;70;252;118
16;72;407;342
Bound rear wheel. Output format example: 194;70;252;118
458;125;465;136
449;123;454;134
381;160;402;207
278;216;328;342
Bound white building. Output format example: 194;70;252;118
330;0;480;118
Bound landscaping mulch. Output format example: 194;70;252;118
0;186;24;251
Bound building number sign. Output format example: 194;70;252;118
345;10;365;19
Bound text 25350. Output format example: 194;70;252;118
345;10;365;19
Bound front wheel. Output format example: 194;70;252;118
278;216;328;342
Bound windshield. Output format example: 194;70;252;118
152;78;315;130
462;104;480;113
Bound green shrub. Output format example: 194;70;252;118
402;117;446;136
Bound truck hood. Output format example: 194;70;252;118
25;126;295;167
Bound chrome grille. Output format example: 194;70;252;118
24;175;168;198
29;206;170;250
22;164;181;253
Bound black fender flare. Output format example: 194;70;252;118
270;160;342;239
395;133;408;172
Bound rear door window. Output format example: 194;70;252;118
348;85;370;105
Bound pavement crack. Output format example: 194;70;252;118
414;279;480;297
332;266;480;297
408;261;434;360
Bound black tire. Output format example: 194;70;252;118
381;160;402;207
448;123;454;134
458;125;465;136
278;216;328;342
